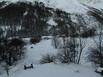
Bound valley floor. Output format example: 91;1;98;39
0;38;102;77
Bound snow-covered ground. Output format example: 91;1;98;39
24;39;58;64
0;0;103;77
11;63;101;77
0;37;102;77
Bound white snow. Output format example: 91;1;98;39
11;63;101;77
24;39;58;64
0;0;103;77
78;0;103;9
47;18;57;26
38;0;87;13
23;11;28;16
1;0;103;13
0;38;101;77
96;67;103;72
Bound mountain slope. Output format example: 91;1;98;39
1;0;103;13
38;0;87;13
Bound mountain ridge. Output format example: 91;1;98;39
0;0;103;13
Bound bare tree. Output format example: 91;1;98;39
77;37;86;64
87;7;103;66
56;37;79;63
76;14;86;64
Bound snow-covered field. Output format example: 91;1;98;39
0;37;102;77
11;63;101;77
